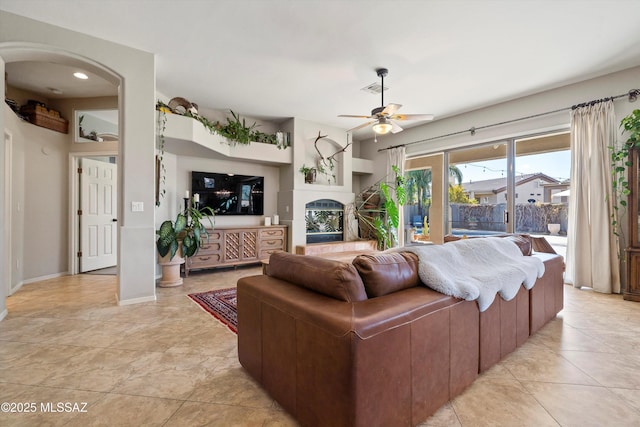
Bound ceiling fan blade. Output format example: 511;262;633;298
390;120;404;134
390;113;434;121
348;121;376;132
381;103;402;116
338;114;374;119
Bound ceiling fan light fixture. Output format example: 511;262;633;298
372;118;392;135
339;67;433;136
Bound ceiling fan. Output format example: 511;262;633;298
339;68;434;136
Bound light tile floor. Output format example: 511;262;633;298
1;266;639;426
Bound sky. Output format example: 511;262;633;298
455;150;571;184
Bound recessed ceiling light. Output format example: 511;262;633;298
73;72;88;80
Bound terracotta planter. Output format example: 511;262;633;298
158;251;185;287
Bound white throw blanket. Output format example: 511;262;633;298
389;237;545;311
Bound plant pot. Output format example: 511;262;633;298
305;169;316;184
547;223;561;236
158;251;185;287
361;192;380;209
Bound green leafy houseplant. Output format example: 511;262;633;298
156;205;215;260
611;109;640;236
299;164;317;183
215;110;257;145
354;166;406;250
156;101;287;148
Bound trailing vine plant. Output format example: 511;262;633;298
155;101;170;206
610;109;640;240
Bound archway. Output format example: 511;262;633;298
0;42;130;313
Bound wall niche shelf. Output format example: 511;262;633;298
352;157;374;175
159;112;292;165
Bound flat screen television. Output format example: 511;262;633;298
191;171;264;215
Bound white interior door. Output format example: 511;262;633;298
80;157;117;272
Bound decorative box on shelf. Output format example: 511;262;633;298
19;104;69;134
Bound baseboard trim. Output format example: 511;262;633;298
117;293;156;306
22;272;69;285
9;281;24;295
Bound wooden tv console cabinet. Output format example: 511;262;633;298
185;225;287;276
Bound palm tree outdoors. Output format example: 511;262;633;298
404;165;464;224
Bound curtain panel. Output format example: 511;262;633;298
566;101;620;293
387;146;406;247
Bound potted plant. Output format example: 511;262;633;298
611;109;640;237
299;164;317;183
156;203;215;287
353;166;406;250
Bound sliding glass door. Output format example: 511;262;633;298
442;131;569;250
514;132;570;257
405;154;445;243
447;142;509;236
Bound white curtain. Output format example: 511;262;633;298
565;101;620;293
387;146;406;247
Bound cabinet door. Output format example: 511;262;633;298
242;230;258;260
224;230;258;262
634;149;640;247
224;231;241;262
626;250;640;301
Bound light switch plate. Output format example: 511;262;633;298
131;201;144;212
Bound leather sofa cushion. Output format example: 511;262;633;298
353;252;420;298
444;234;532;256
267;251;368;302
503;234;532;256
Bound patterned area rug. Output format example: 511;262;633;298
188;287;237;334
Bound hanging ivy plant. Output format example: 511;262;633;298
155;100;170;207
610;109;640;236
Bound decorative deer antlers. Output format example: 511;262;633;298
313;131;352;183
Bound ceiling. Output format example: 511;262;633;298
2;1;640;141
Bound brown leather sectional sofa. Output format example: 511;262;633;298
237;240;564;427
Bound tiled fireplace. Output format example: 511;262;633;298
305;199;344;243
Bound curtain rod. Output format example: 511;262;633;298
377;89;640;153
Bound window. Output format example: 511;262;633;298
443;131;570;235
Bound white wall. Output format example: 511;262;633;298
52;96;118;154
284;118;355;250
2;92;118;284
0;55;6;319
1;11;156;306
4;105;68;282
174;156;281;228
